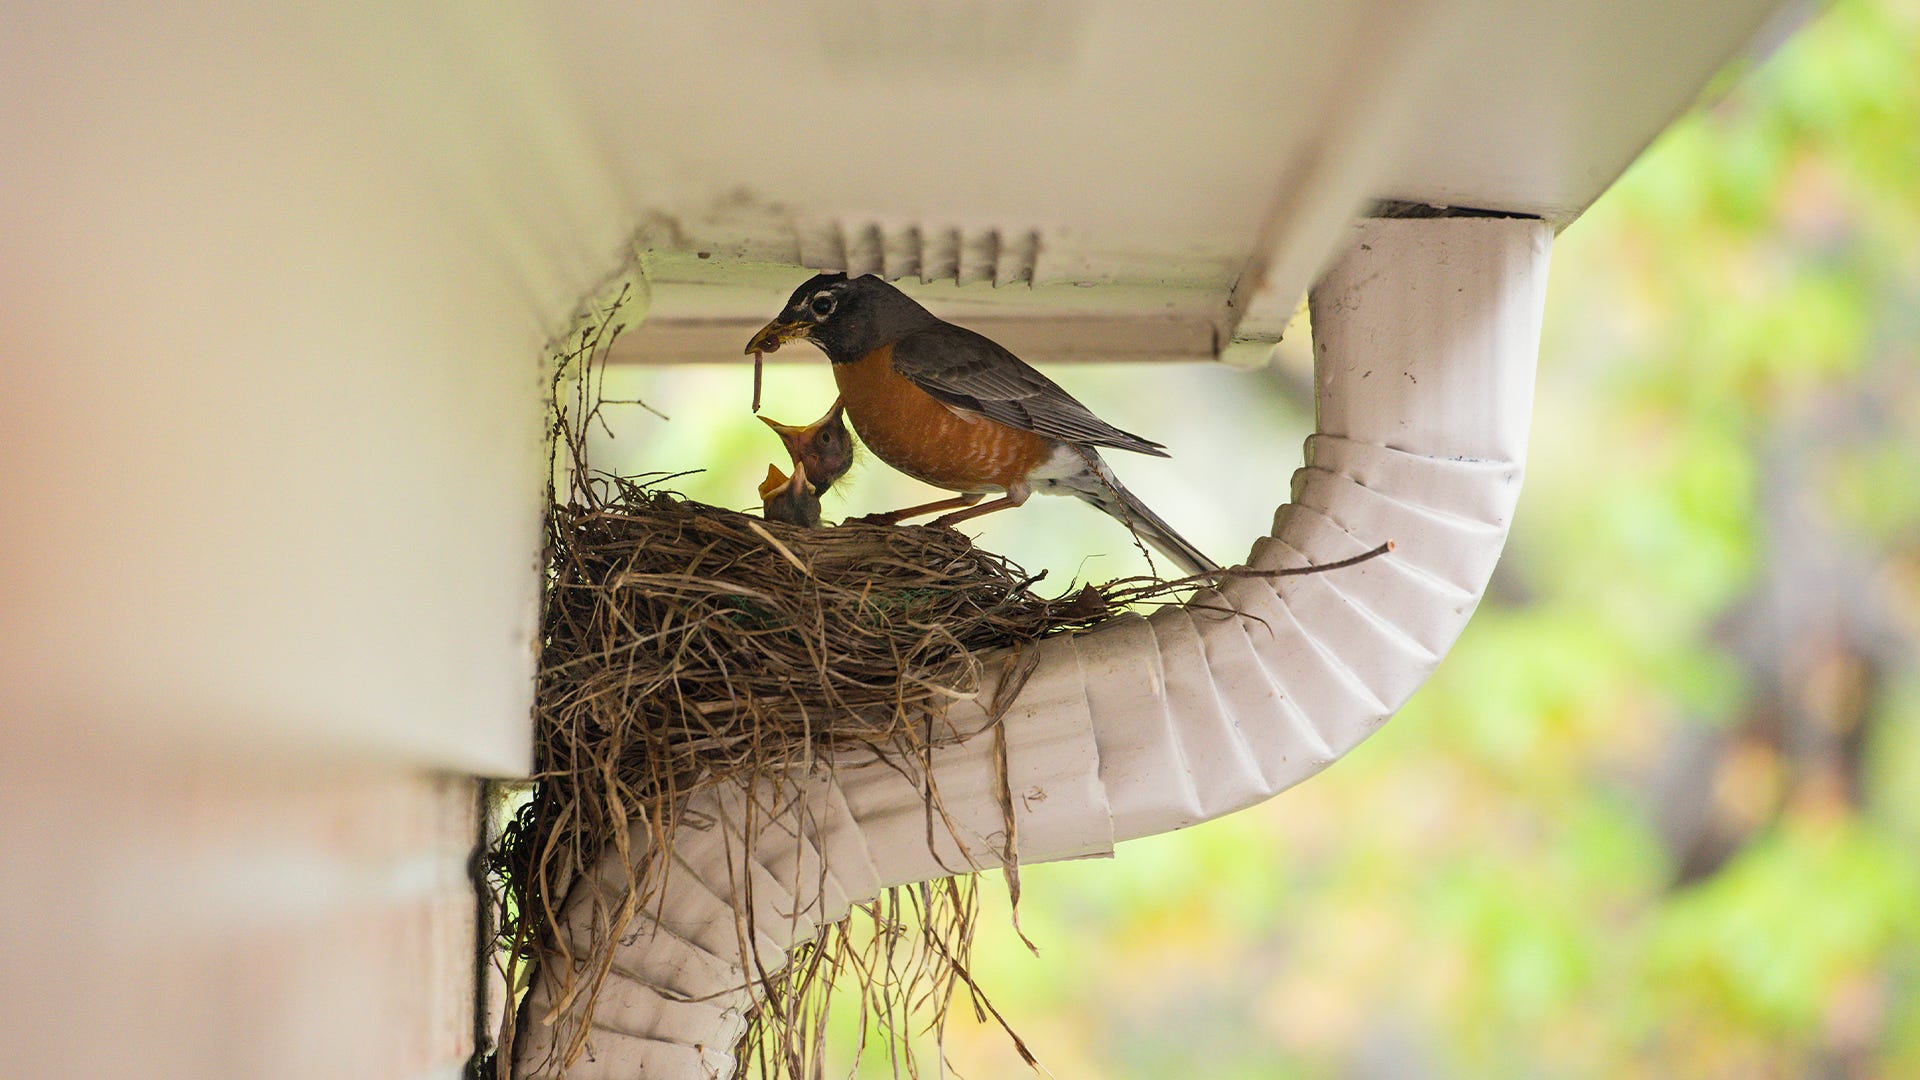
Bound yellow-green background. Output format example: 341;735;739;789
590;2;1920;1073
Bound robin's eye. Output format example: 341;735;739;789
809;294;836;318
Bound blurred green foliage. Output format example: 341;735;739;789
604;1;1920;1074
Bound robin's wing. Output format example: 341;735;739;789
890;323;1170;456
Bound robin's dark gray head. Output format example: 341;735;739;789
745;273;939;364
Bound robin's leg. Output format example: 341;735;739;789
930;483;1030;528
853;492;983;526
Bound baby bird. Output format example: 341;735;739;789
757;396;853;528
759;462;821;527
759;396;853;495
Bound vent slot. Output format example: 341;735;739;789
797;220;1041;286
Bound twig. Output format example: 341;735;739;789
1217;539;1397;580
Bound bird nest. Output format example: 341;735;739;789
480;285;1191;1078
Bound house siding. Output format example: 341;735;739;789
4;728;482;1080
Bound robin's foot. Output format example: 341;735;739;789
852;493;984;526
929;494;1024;528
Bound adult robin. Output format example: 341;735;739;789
745;273;1218;575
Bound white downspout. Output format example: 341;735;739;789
515;215;1549;1078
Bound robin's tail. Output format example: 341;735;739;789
1061;454;1220;578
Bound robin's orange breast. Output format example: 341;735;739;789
832;345;1053;492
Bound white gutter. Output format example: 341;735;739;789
515;215;1549;1077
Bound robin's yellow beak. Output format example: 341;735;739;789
759;463;793;501
759;411;805;448
746;318;810;355
758;462;813;501
758;414;806;438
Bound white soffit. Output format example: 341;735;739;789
0;3;1801;770
572;0;1800;366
